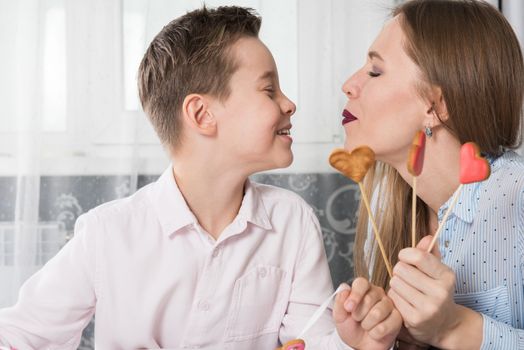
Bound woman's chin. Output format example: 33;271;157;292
343;141;359;152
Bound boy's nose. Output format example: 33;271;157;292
282;95;296;116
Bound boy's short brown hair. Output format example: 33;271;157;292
138;6;261;150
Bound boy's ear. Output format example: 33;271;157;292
182;94;217;136
425;86;449;127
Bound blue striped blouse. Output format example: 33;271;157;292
437;150;524;349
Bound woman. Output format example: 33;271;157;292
342;0;524;348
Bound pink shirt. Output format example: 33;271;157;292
0;167;351;349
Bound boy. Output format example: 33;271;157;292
0;6;400;349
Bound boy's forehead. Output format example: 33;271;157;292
230;37;277;80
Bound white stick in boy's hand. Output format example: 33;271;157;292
333;278;402;350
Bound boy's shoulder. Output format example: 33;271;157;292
82;180;155;222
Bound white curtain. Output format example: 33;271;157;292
0;0;522;321
0;0;392;309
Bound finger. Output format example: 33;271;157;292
345;277;371;313
333;283;351;323
389;275;427;310
393;261;439;297
416;234;441;258
360;297;394;331
387;285;416;320
397;247;446;279
368;308;403;341
352;286;384;322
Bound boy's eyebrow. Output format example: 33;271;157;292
368;50;384;62
257;71;276;82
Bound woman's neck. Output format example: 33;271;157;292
393;132;462;218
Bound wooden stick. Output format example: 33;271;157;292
426;184;464;253
358;182;393;278
412;176;417;248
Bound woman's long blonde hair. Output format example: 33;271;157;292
354;0;524;289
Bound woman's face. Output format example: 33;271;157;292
341;16;430;166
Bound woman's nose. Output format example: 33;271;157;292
341;74;360;99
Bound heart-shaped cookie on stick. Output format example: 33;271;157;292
276;339;305;350
459;142;491;184
407;131;426;247
407;131;426;177
329;146;375;182
427;142;491;252
329;146;392;278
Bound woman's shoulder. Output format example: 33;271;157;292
488;151;524;189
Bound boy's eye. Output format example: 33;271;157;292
367;71;381;77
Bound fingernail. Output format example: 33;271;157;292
345;300;355;312
389;276;397;287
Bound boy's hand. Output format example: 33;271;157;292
333;277;401;350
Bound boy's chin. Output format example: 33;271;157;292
253;155;293;174
275;155;293;169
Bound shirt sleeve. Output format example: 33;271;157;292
278;207;355;350
481;314;524;350
0;212;97;350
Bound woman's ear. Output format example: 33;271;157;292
425;86;449;128
182;94;217;136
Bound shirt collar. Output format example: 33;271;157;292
151;167;272;237
437;152;504;224
152;166;198;237
438;182;480;224
238;179;272;230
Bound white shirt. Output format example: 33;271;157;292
0;167;352;350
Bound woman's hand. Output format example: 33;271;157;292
334;277;402;350
387;236;482;349
395;326;429;349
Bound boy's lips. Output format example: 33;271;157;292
342;109;358;125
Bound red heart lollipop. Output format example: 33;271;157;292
276;339;305;350
460;142;490;184
407;131;426;176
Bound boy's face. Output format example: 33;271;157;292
211;37;296;174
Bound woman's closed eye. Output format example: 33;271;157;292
367;71;381;78
264;86;275;97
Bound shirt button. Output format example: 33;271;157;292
212;248;220;258
444;240;450;248
259;267;267;278
197;300;210;311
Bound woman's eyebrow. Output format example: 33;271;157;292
368;50;385;62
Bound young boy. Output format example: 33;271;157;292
0;6;400;349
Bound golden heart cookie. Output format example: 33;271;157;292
329;146;376;182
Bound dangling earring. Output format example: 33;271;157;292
425;125;433;138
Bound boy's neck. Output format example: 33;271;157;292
171;164;247;240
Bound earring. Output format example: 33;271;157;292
425;126;433;138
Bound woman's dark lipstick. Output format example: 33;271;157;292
342;109;358;125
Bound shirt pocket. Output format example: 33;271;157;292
225;265;290;341
454;285;511;324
